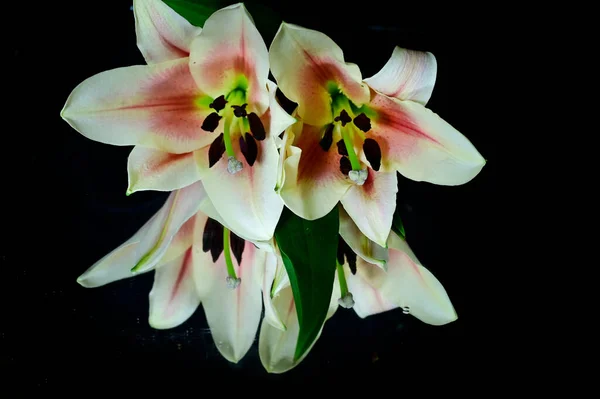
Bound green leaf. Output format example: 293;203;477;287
274;207;339;361
391;210;406;239
162;0;223;27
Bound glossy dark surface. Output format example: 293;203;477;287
6;0;500;389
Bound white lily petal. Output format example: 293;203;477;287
148;248;200;329
134;0;202;64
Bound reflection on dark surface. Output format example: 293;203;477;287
6;0;498;387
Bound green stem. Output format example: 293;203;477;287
340;126;361;171
223;227;238;279
336;261;348;297
223;114;235;157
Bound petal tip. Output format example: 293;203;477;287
76;274;90;287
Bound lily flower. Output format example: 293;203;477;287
61;3;295;242
78;180;278;363
270;23;485;247
258;206;456;373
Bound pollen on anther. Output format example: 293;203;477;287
334;109;352;126
319;124;334;151
353;113;371;132
232;104;248;118
339;156;351;175
209;95;227;112
201;112;221;132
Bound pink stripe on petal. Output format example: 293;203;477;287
279;123;351;220
127;146;200;193
189;4;269;115
269;23;369;126
341;169;397;248
148;247;200;329
62;58;217;155
369;92;485;185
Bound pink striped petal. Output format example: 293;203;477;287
189;3;269;115
148;248;200;329
348;233;457;325
364;47;437;105
155;214;196;267
338;206;388;268
269;23;370;126
344;260;396;318
61;58;219;154
76;182;206;288
192;233;264;363
369;92;486;185
194;125;283;242
340;169;397;248
133;0;201;64
127;146;200;194
258;279;340;373
279;122;351;220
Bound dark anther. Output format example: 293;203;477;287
363;138;381;171
209;95;227;112
276;88;298;114
232;104;248;118
203;218;224;262
353;113;371;132
334;109;352;126
337;235;357;275
346;250;357;274
339;156;351;175
208;133;225;168
336;139;348;156
201;112;221;132
239;133;258;166
319;124;334;151
229;231;245;266
248;112;266;140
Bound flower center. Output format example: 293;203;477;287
319;94;382;185
201;88;266;174
202;218;246;289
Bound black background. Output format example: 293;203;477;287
5;0;502;389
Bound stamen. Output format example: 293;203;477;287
239;132;258;166
209;95;227;112
339;156;351;175
353;113;371;132
338;124;361;171
201;112;221;132
232;104;248;118
336;139;348;156
334;109;352;126
208;133;226;168
248;112;266;141
337;236;357;275
319;124;334;151
202;217;224;262
336;261;354;309
223;227;241;289
229;230;245;266
363;138;381;171
348;168;368;185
